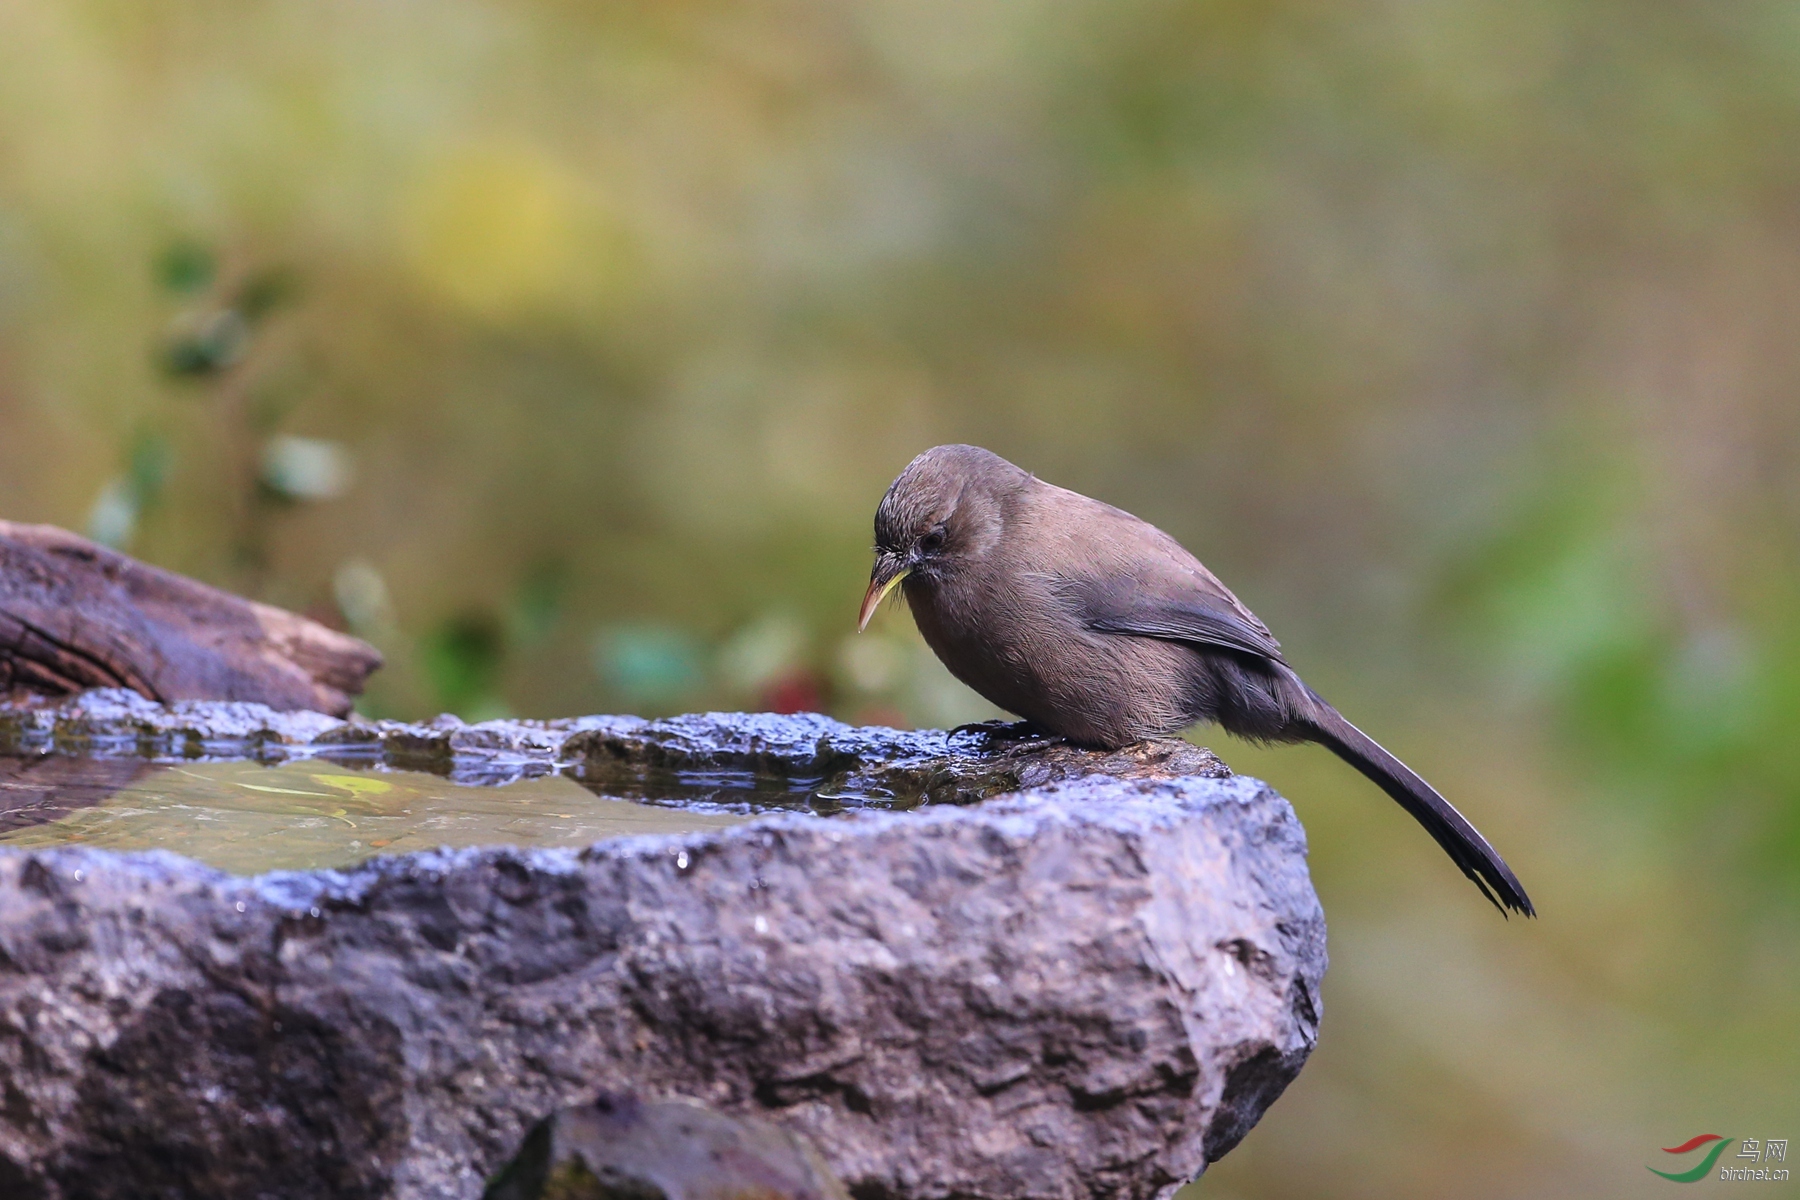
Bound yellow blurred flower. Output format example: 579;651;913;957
402;143;580;321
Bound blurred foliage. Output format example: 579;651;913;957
423;611;507;720
0;1;1797;1196
594;624;707;710
86;232;344;593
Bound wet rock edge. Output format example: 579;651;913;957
0;692;1326;1200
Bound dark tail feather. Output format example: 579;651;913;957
1298;697;1535;918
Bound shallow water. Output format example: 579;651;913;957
0;756;784;874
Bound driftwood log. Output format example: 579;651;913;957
0;521;380;716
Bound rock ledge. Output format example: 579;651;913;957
0;699;1324;1200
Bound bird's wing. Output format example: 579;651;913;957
1021;478;1284;662
1051;571;1286;663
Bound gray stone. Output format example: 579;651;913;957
482;1092;851;1200
0;692;1231;797
0;700;1325;1200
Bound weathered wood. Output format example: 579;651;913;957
0;521;380;716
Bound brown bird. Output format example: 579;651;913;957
859;444;1533;916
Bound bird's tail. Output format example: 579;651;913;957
1297;694;1534;917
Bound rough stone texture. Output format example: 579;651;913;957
0;690;1229;797
483;1093;850;1200
0;522;380;716
0;700;1324;1200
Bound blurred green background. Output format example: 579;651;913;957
1;2;1796;1195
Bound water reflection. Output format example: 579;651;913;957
0;757;754;875
0;755;157;833
570;762;924;816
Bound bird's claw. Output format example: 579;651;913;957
947;720;1062;751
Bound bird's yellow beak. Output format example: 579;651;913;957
858;562;911;631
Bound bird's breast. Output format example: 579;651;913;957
903;572;1197;748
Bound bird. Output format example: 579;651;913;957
858;443;1533;917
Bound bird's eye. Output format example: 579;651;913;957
919;527;946;555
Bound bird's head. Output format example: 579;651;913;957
858;444;1023;630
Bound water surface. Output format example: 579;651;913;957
0;756;773;874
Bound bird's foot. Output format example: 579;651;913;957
947;720;1063;752
948;719;1034;740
